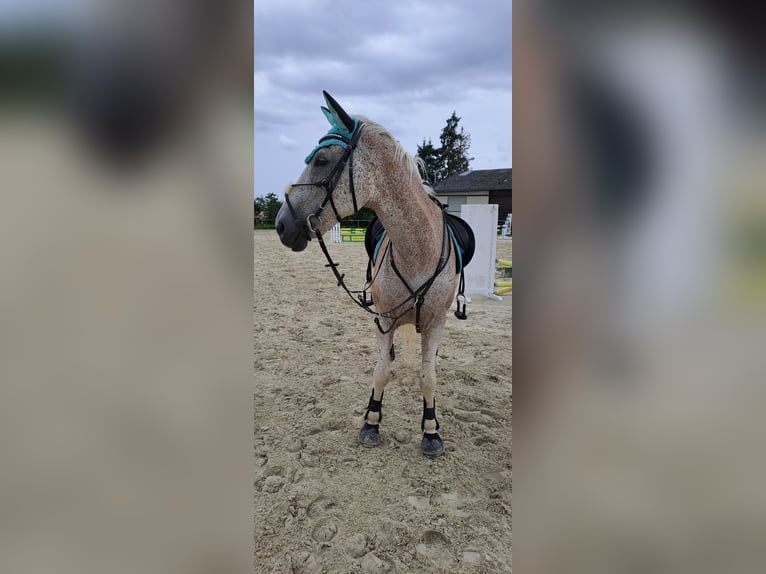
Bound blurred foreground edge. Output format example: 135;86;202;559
1;3;253;574
514;2;766;573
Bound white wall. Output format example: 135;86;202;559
460;203;499;297
438;193;489;216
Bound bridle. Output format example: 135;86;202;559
283;119;461;334
284;122;364;239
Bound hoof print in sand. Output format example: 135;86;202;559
290;550;320;574
360;552;394;574
285;438;305;452
262;475;285;493
343;532;368;558
415;530;453;570
311;517;338;542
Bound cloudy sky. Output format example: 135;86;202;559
254;0;512;198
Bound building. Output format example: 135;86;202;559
433;168;512;223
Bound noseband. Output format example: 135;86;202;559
285;122;364;238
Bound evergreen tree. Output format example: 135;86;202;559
254;192;283;224
437;111;473;181
415;112;473;185
415;137;441;185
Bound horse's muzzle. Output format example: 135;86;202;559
275;213;310;252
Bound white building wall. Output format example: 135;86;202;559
436;192;489;216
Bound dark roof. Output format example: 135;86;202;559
434;168;512;193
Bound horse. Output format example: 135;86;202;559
275;91;473;457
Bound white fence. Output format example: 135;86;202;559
500;213;512;237
329;223;341;243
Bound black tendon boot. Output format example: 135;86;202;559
358;388;383;447
420;398;445;457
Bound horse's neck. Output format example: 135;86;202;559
370;182;444;272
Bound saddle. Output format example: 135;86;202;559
364;213;475;274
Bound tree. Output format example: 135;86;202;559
254;192;283;225
416;137;441;185
415;112;473;185
436;111;473;181
342;206;376;225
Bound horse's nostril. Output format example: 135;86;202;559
276;221;285;236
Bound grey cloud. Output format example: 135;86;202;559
254;1;512;197
255;0;511;104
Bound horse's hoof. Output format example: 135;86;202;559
358;423;381;447
420;433;445;457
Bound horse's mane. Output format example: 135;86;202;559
357;116;436;198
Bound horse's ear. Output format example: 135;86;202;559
321;106;335;126
321;105;345;131
323;90;355;133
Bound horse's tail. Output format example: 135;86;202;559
397;323;417;356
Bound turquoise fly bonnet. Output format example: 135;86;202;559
287;91;364;221
304;100;360;164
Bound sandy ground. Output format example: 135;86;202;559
254;230;512;573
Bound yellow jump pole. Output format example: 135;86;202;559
496;259;512;268
495;285;512;295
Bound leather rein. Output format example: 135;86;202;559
284;121;459;334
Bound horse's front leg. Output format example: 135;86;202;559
358;326;395;447
419;319;446;457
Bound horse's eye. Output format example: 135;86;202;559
314;156;328;167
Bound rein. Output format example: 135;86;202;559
313;205;453;335
285;121;464;334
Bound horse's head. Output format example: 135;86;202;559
276;91;367;251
